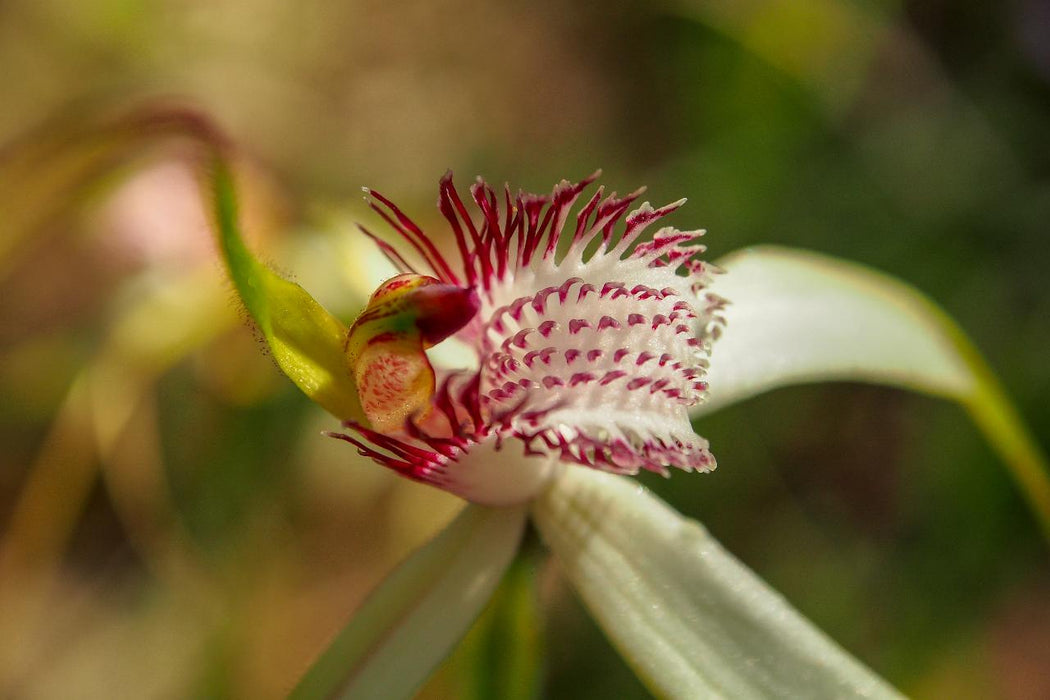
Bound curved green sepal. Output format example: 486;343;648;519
532;467;904;700
700;246;1050;542
209;159;365;423
291;504;527;700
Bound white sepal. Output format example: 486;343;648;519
698;246;974;416
532;466;903;700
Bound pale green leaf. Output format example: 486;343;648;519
699;246;1050;540
700;246;974;414
209;159;365;422
291;504;527;700
532;467;903;700
452;552;543;700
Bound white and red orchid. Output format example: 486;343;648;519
330;171;726;505
210;160;1048;700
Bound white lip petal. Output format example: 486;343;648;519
475;269;718;477
532;467;904;700
347;173;725;492
697;245;975;416
436;436;564;506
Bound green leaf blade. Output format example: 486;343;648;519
454;552;543;700
291;504;527;700
532;468;904;700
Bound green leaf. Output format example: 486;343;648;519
291;504;527;700
209;159;365;422
532;467;903;700
453;551;543;700
700;246;1050;541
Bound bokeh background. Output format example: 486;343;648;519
2;0;1049;697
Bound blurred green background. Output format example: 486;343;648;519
1;0;1048;697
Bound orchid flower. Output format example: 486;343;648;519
209;159;1049;699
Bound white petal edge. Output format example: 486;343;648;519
696;245;975;416
290;504;527;700
532;467;904;700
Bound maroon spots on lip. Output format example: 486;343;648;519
557;277;581;302
569;372;595;387
569;319;591;334
531;286;556;313
510;329;532;348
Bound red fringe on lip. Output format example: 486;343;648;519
362;171;704;294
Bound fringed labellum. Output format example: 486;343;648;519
333;172;726;505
